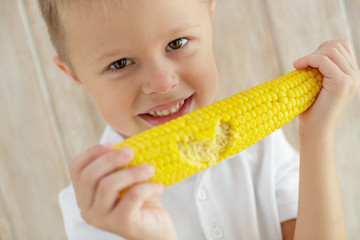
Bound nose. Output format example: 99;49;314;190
141;60;179;95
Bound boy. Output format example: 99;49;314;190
38;0;359;239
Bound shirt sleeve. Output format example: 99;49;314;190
58;185;126;240
272;129;300;223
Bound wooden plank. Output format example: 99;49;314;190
341;1;360;239
265;0;360;238
344;0;360;64
0;187;15;240
211;0;304;153
335;100;360;240
265;0;352;72
0;0;70;239
24;0;106;160
212;0;281;101
1;0;357;239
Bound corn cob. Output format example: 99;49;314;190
114;67;323;187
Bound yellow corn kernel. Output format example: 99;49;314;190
114;67;323;187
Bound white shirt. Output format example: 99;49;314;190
59;125;299;240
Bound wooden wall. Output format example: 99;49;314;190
1;0;359;239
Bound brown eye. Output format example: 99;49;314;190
109;58;133;70
166;38;189;51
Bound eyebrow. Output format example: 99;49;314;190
167;23;201;37
95;23;201;65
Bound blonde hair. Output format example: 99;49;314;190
38;0;74;64
38;0;210;67
38;0;123;66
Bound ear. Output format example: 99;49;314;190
210;0;216;18
53;56;88;93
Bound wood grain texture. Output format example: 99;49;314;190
264;0;350;149
213;0;281;101
0;0;69;239
339;1;360;238
24;0;107;160
264;0;360;238
0;0;359;239
344;0;360;64
0;187;14;240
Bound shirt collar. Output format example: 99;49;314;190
99;125;125;145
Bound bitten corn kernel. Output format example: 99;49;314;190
114;67;323;187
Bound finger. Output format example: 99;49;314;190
114;182;164;220
337;40;358;68
317;40;358;69
76;147;134;209
92;165;156;213
70;143;113;181
293;54;310;70
315;47;353;74
336;43;358;69
293;54;344;80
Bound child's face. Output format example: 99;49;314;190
58;0;218;138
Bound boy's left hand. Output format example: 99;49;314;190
293;40;360;135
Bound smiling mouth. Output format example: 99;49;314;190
139;95;193;126
146;99;186;118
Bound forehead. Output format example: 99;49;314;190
63;0;210;60
61;0;207;26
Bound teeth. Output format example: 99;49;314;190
147;99;186;117
169;106;177;114
162;109;170;116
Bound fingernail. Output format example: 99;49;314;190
144;165;155;175
118;147;134;157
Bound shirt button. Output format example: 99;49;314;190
211;226;224;239
197;189;207;200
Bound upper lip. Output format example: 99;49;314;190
141;96;190;114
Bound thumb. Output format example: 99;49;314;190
293;56;309;69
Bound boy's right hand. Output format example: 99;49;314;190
70;144;177;240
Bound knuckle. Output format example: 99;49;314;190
80;210;91;223
340;39;351;47
328;47;339;57
319;40;338;49
121;169;137;186
69;159;79;176
336;40;353;52
85;145;103;158
127;185;143;200
104;151;128;170
70;145;103;174
333;42;343;50
130;166;151;182
319;55;330;65
110;151;126;168
78;170;95;186
318;41;330;49
98;177;115;195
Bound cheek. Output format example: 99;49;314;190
189;51;219;107
87;81;136;124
